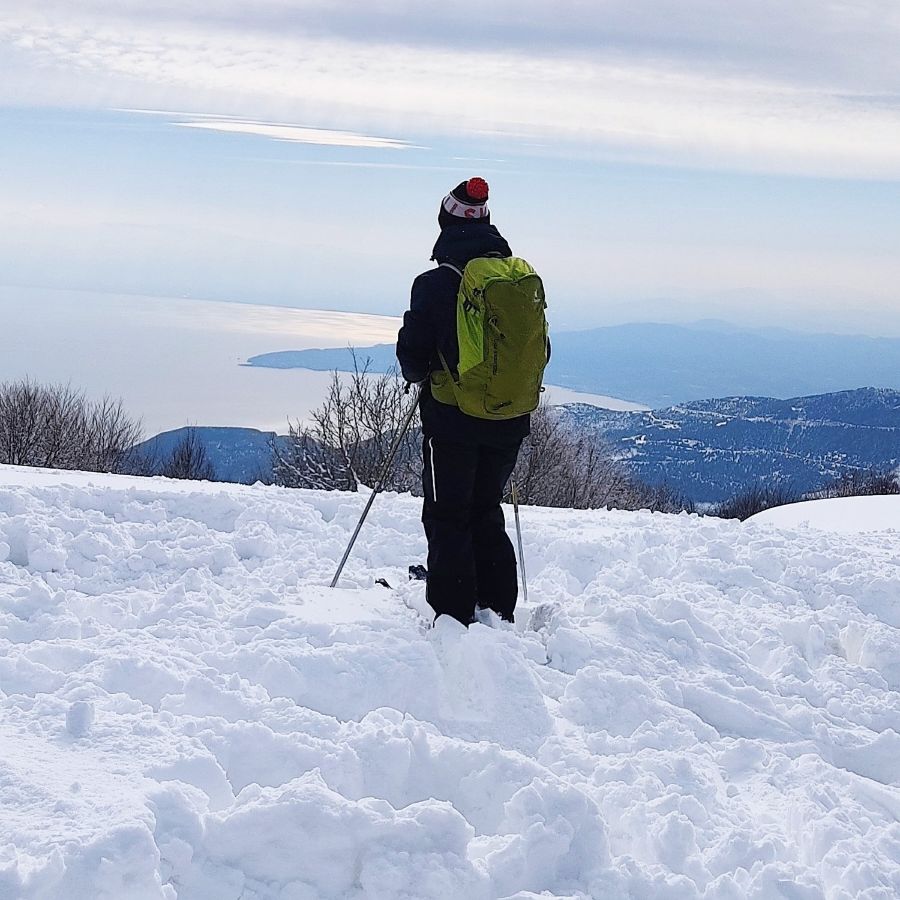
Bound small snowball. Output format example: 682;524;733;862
66;700;95;737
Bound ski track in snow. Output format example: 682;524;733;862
1;465;899;899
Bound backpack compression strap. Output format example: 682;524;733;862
436;349;464;406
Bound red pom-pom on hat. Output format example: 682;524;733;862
439;178;491;227
466;177;489;201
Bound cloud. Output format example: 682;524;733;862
173;115;416;149
375;0;898;82
3;3;900;179
12;1;900;88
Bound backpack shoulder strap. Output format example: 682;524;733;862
434;262;464;401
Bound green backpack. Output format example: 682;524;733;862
431;256;548;420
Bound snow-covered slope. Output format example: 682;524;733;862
2;465;899;899
752;495;900;534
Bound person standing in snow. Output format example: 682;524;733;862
396;178;549;627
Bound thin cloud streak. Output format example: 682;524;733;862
175;118;416;149
223;159;506;173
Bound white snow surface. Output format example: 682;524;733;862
1;464;899;899
751;495;900;535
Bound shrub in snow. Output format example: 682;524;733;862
508;401;629;509
0;378;141;473
274;353;420;493
812;466;900;499
131;428;216;481
715;482;798;520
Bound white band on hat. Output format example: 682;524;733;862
442;193;489;219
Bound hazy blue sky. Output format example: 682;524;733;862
3;1;900;334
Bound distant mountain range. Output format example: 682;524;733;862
136;388;900;506
245;321;900;407
560;387;900;504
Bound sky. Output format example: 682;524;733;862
2;1;900;335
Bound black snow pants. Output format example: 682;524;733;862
421;435;522;626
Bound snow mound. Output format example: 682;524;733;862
751;494;900;534
2;464;900;898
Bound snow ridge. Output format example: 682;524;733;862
1;465;899;899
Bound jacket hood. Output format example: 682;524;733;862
430;223;512;267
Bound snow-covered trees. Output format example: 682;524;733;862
714;466;900;520
274;361;690;513
714;482;798;520
273;356;419;492
814;467;900;498
0;379;141;473
510;402;634;509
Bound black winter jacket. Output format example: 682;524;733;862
396;223;532;446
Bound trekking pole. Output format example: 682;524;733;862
510;481;529;605
330;385;421;588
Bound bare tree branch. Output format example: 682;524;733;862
0;379;142;473
273;351;421;492
158;429;216;480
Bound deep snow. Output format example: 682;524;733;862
1;464;899;899
752;495;900;534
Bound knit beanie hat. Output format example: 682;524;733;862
438;177;490;228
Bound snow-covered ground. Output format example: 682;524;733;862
752;495;900;534
2;464;899;899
